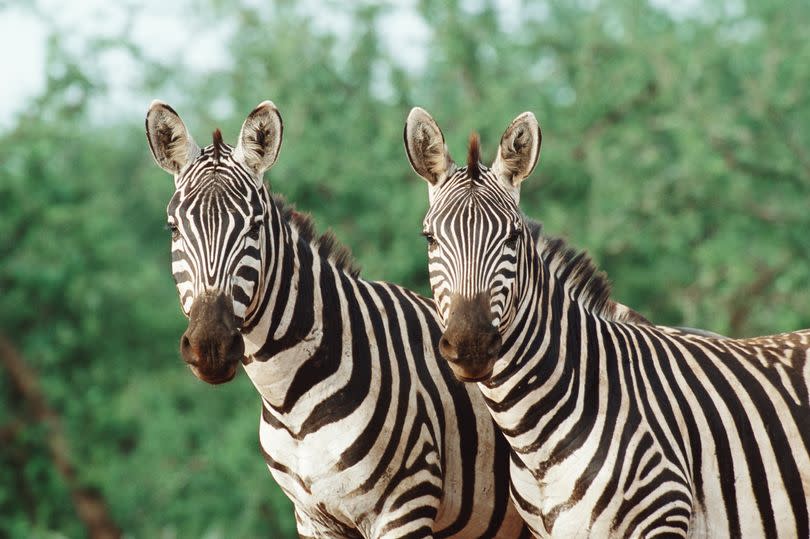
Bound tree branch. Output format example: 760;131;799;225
0;335;122;539
727;263;786;336
710;136;806;191
765;104;810;184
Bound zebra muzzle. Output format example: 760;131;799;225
439;292;502;382
180;292;245;384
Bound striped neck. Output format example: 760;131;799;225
242;192;301;343
239;193;355;409
488;232;553;385
492;224;629;379
483;229;627;468
485;229;610;406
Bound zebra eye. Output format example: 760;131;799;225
166;221;180;240
505;229;520;249
422;231;437;247
244;220;263;240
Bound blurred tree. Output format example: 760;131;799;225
0;26;295;539
408;0;810;335
1;0;809;536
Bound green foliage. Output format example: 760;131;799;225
2;0;810;536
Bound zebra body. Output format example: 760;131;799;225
146;101;529;538
243;245;523;538
404;107;810;538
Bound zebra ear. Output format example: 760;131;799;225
492;112;541;189
404;107;455;186
234;101;283;177
145;100;200;175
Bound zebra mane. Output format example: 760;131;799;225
528;218;644;323
271;194;360;277
467;133;481;180
212;129;224;163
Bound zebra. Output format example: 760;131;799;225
145;100;531;539
404;107;810;538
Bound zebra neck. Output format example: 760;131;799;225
240;203;340;409
491;253;555;383
487;248;606;437
496;228;619;371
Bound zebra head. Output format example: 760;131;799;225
405;107;541;382
146;101;282;384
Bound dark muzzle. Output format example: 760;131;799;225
438;292;502;382
180;292;245;384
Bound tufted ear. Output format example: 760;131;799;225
404;107;455;186
233;101;283;176
145;100;200;175
491;112;541;189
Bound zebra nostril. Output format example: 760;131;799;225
226;332;245;363
439;335;459;362
486;331;502;358
181;334;192;356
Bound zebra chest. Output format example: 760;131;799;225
525;439;691;538
261;414;356;486
261;424;371;531
506;415;686;538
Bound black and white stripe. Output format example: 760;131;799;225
148;101;530;538
167;133;266;321
406;107;810;538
